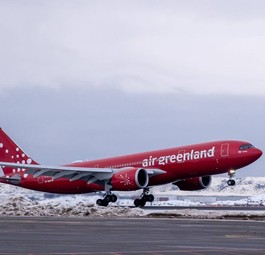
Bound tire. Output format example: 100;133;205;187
97;198;109;207
111;194;118;203
134;198;141;207
148;194;154;202
142;194;149;201
139;199;146;207
96;199;103;206
230;180;236;186
101;200;109;207
104;195;112;203
227;179;236;186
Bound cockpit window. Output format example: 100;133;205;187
239;144;255;150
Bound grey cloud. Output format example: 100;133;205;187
0;1;264;178
0;87;264;176
0;1;265;94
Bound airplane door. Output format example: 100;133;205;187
221;143;229;157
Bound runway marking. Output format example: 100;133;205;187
225;234;265;240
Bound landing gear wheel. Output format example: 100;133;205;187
96;199;102;206
148;194;154;202
227;179;236;186
96;199;103;206
111;194;118;203
134;198;141;207
134;188;155;207
227;169;236;187
139;199;146;207
134;198;146;208
142;194;154;202
96;198;109;207
104;194;112;203
97;192;118;207
142;194;149;201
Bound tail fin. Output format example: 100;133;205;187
0;128;38;175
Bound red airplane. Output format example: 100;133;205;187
0;128;262;207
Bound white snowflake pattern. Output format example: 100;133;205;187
119;173;132;186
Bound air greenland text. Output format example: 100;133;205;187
142;146;215;167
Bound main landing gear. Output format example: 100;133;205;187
227;169;236;186
134;188;154;208
96;192;118;207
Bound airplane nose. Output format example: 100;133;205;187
256;148;263;159
245;148;263;165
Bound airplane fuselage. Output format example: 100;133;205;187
16;140;262;194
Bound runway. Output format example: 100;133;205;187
0;216;264;255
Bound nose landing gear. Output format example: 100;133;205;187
227;179;236;186
227;169;236;186
134;188;154;208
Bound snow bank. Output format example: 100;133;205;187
154;177;265;196
0;194;264;219
0;195;146;217
0;179;265;219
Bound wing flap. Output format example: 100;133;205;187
53;171;77;180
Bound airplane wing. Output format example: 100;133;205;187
0;162;165;183
0;162;114;183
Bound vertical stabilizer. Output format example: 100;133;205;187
0;128;38;175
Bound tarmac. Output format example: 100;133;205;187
140;205;265;210
0;216;265;254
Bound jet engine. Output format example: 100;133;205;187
111;168;149;191
173;176;212;191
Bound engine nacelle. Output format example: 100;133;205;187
111;168;149;191
173;176;212;191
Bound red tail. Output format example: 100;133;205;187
0;128;38;175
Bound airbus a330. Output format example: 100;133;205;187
0;128;262;207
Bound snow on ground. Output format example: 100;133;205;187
0;194;264;220
0;177;265;219
153;177;265;196
0;194;146;217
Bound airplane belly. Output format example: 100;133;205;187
20;177;103;194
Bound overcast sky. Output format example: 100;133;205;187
0;1;264;177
